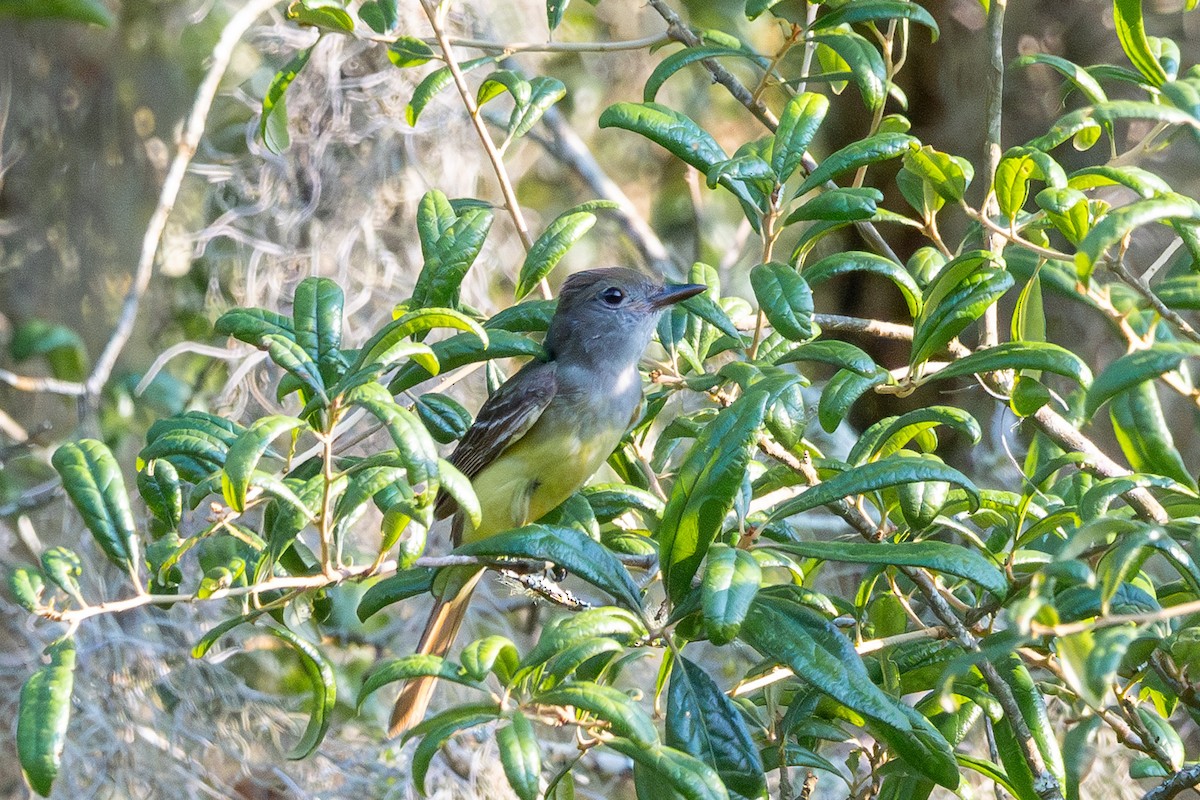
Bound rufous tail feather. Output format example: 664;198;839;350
388;571;483;738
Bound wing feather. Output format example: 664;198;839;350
434;359;558;519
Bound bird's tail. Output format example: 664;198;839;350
388;570;483;738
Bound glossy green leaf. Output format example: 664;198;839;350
477;70;531;108
263;334;327;404
357;307;485;371
1076;195;1200;278
486;299;557;333
911;252;1012;367
667;656;765;800
769;455;981;520
360;0;399;35
775;339;878;376
644;45;766;103
407;56;496;125
460;635;520;683
288;0;354;31
796;133;918;196
0;0;113;25
811;0;939;40
498;714;541;800
411;194;495;309
260;47;313;154
517;209;602;299
903;145;973;203
773;92;829;182
1110;381;1195;488
17;639;76;797
346;383;439;505
221;416;305;513
804;250;921;317
610;739;730;800
453;524;642;610
40;547;83;604
750;262;814;342
925;342;1092;386
52;440;138;573
659;388;770;603
10;568;45;612
992;655;1068;792
389;330;542;393
213;307;295;346
847;405;982;465
547;0;568;29
740;594;958;787
137;460;182;530
1085;343;1200;416
408;704;502;792
812;31;887;111
1012;54;1107;103
818;367;887;432
1113;0;1168;85
786;187;882;224
356;568;435;621
536;682;658;746
265;626;335;759
701;545;762;645
415;393;471;444
358;654;485;711
505;76;566;142
771;539;1005;595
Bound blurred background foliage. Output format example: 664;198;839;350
2;0;1200;797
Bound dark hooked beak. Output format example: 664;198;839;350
650;283;707;310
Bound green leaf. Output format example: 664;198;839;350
346;383;440;505
409;704;502;792
260;48;313;154
0;0;113;25
52;440;138;574
360;0;399;35
924;342;1092;387
667;657;765;800
582;483;665;523
1012;54;1107;104
547;0;569;29
389;330;542;393
460;635;520;682
769;455;981;519
773;92;828;182
40;547;83;604
847;406;982;465
701;545;762;645
598;103;758;213
411;192;496;308
812;31;887;111
609;739;731;800
9;319;87;381
812;0;940;41
1075;195;1200;279
437;459;481;532
506;76;567;142
265;626;335;759
750;262;814;342
478;69;531;108
994;154;1038;222
137;460;182;530
263;334;328;404
644;45;767;103
818;368;887;432
1055;626;1137;707
18;639;76;797
498;714;542;800
1030;101;1198;151
804;251;921;318
903;146;973;203
292;278;345;384
796;133;918;196
357;568;435;621
288;0;354;31
1037;187;1092;244
740;595;958;787
407;56;497;125
518;607;646;672
1110;381;1196;489
415;393;472;444
659;389;771;603
770;539;1006;596
486;299;558;332
785;187;882;224
356;307;486;372
1113;0;1168;85
358;654;485;710
992;655;1068;792
775;339;877;376
10;568;45;612
452;524;642;610
911;252;1012;367
221;416;306;513
1086;343;1200;416
517;209;601;299
536;682;658;746
213;307;295;346
1066;165;1170;198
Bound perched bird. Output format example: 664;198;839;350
389;267;705;736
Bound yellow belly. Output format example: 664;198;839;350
463;416;621;541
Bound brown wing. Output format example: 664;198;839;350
434;359;558;519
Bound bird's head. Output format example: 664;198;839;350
545;267;706;370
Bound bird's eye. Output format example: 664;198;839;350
600;287;625;306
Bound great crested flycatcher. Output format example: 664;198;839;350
389;267;705;736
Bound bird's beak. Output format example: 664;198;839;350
650;283;707;309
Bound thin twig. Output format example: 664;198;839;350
411;32;670;53
1111;256;1200;345
980;0;1008;349
1143;765;1200;800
